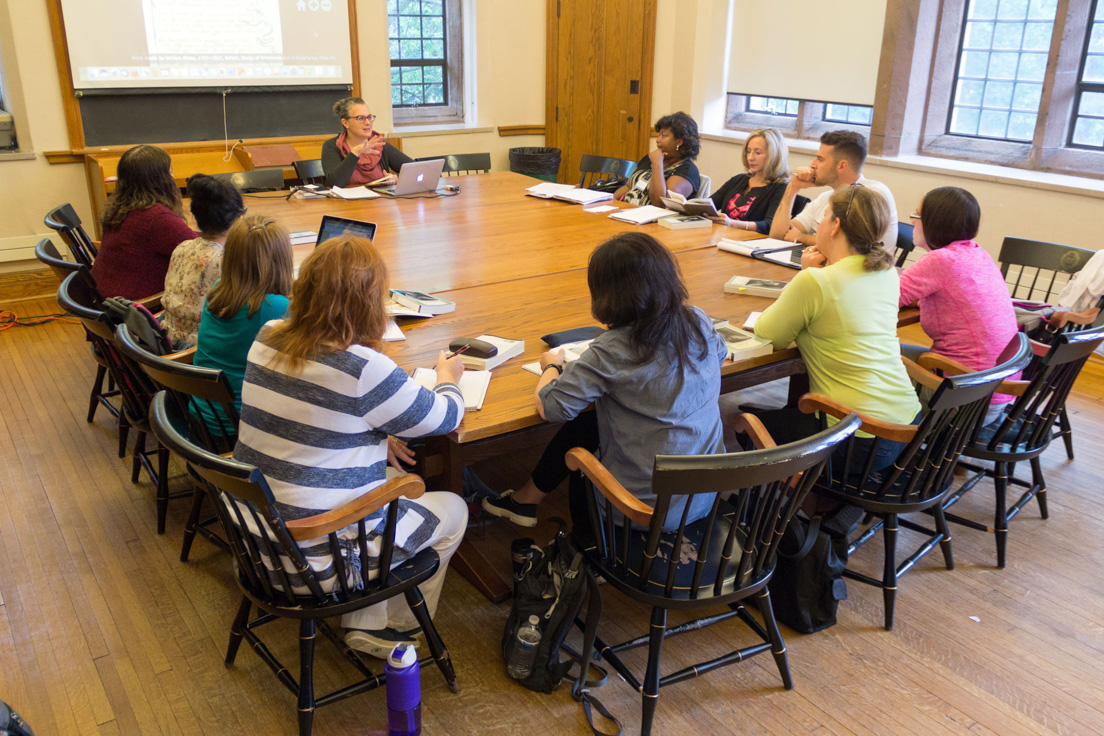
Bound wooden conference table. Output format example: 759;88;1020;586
245;172;915;601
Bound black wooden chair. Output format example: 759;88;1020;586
578;154;636;190
55;267;122;425
565;414;861;736
789;334;1031;630
115;322;231;559
293;158;326;185
35;238;80;282
998;237;1095;303
213;169;285;192
416;153;492;176
44;203;98;267
894;222;915;268
1029;308;1104;460
148;391;460;736
930;324;1104;567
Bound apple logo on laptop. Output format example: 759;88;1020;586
416;173;425;183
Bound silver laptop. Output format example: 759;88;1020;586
375;158;446;196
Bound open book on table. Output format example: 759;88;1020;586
522;339;595;376
525;182;614;206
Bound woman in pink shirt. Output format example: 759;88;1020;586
899;187;1018;425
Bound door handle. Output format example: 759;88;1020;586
627;116;634;122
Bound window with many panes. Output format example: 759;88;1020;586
1069;0;1104;149
388;0;464;124
725;94;873;139
947;0;1057;142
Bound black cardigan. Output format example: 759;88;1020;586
321;136;414;188
709;174;788;234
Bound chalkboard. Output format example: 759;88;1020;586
79;86;350;147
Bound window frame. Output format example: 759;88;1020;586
389;0;465;126
916;0;1104;177
1067;0;1104;149
724;94;873;140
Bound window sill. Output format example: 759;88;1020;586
0;151;36;162
701;129;1104;201
392;124;494;138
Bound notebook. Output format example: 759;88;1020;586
525;182;614;205
412;368;491;411
522;339;595;375
608;205;677;225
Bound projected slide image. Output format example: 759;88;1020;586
60;0;353;89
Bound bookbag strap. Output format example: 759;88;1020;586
778;514;823;561
565;569;622;736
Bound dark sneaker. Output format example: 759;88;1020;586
345;626;423;658
482;490;538;527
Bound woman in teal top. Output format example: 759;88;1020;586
193;215;294;431
751;184;920;476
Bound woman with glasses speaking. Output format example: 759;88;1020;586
321;97;413;188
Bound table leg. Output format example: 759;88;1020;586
439;436;512;603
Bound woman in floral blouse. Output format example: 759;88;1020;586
161;174;245;346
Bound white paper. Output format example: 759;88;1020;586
583;205;618;213
383;320;405;341
525;182;578;198
743;312;762;331
412;367;491;411
608;205;677;225
522;339;594;376
289;230;317;245
331;185;381;200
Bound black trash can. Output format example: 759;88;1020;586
509;146;561;182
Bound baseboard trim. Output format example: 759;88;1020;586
0;268;62;304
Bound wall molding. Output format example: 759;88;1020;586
497;125;545;136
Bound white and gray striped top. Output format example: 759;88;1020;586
232;323;465;591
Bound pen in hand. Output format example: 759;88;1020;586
445;344;470;359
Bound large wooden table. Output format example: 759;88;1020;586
244;172;913;600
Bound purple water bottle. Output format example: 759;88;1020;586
385;643;422;736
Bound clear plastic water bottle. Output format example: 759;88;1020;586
507;614;542;680
385;643;421;736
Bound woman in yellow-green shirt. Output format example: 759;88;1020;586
752;184;920;477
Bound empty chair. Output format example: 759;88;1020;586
212;169;285;192
115;322;233;559
998;237;1095;303
35;238;79;282
894;222;915;268
416;153;491;176
293;158;326;186
934;324;1104;567
567;414;861;736
1030;308;1104;459
44;203;98;267
54;265;120;425
787;334;1031;629
578;154;636;189
148;391;460;736
696;173;712;199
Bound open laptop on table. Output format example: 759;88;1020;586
373;158;447;196
294;216;378;278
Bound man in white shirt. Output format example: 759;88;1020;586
768;130;898;250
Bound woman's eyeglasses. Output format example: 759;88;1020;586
345;114;376;123
909;211;922;221
843;182;862;220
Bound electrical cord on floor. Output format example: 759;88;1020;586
0;310;80;332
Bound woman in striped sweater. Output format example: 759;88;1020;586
233;235;468;658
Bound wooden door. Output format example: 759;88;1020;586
546;0;657;184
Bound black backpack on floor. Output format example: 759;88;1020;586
769;514;849;634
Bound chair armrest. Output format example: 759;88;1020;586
1049;307;1100;330
902;357;944;393
164;346;196;364
995;379;1030;396
797;392;918;444
733;413;777;450
916;351;973;376
137;291;164;312
286;474;427;541
565;448;653;527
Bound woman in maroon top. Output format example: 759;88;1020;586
91;145;197;299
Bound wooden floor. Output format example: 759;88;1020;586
2;296;1104;736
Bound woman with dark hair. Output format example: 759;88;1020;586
899;187;1018;425
160;174;245;345
91;144;198;299
321;96;413;188
234;235;467;658
483;232;727;530
751;185;920;475
613;111;702;206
